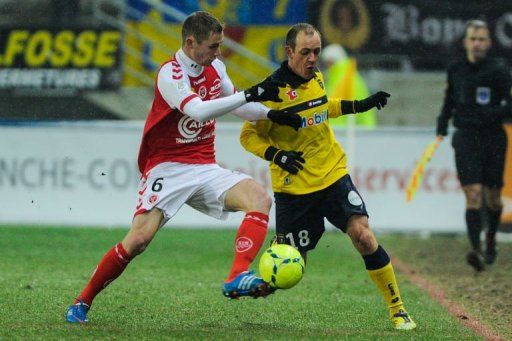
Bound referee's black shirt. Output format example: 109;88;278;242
436;57;512;135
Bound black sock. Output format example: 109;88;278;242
466;209;482;251
362;245;390;270
487;208;502;236
486;208;502;251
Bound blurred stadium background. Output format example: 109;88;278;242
2;2;512;339
1;0;512;233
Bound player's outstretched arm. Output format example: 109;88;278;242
340;91;391;114
180;79;287;122
159;63;286;123
229;103;301;130
244;77;286;103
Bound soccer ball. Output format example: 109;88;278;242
259;244;305;289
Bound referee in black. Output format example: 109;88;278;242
436;20;511;271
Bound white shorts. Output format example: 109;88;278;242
134;162;251;226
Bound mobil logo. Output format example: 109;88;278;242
301;110;327;127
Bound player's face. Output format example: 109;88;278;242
189;31;224;66
464;27;491;63
286;31;322;80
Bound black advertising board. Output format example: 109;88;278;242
309;0;512;69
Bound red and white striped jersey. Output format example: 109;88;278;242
137;49;236;174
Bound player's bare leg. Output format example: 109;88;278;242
66;209;163;323
222;179;273;299
482;186;502;264
346;215;416;330
122;208;164;256
463;184;485;271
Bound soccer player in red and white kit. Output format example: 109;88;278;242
66;11;301;323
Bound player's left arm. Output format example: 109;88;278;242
327;92;391;118
240;120;305;175
478;64;512;120
214;60;269;121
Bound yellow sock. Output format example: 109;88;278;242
368;262;404;316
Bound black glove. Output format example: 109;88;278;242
244;77;286;102
354;91;390;112
267;109;302;131
264;147;305;175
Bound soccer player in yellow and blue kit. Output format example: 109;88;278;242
240;23;416;331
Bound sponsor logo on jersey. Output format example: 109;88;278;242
177;116;214;139
308;99;322;107
301;110;327;127
193;76;206;86
286;89;298;100
235;237;253;252
476;87;490;105
208;79;222;98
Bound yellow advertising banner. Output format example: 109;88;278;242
0;27;122;90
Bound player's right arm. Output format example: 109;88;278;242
240;120;305;175
240;120;273;159
157;63;284;123
436;66;455;138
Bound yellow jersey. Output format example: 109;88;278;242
240;62;349;195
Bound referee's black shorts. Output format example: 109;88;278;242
274;174;368;253
451;127;507;188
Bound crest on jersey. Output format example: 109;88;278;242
198;86;207;98
148;194;158;205
286;89;298;100
476;87;490;105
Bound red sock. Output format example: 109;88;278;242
74;243;132;306
226;212;268;282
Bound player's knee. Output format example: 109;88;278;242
347;216;376;253
127;233;152;256
259;190;272;212
357;229;377;254
485;191;503;211
465;187;482;208
250;184;272;212
125;223;155;255
487;199;503;211
467;195;482;208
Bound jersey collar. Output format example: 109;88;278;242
175;49;203;77
273;61;319;88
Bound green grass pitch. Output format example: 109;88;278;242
0;226;480;340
